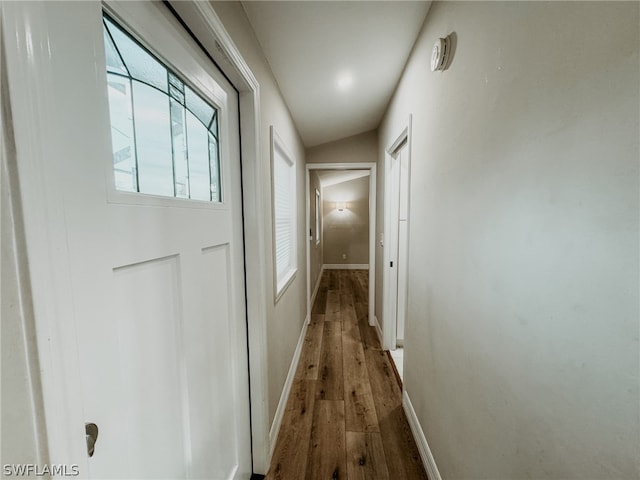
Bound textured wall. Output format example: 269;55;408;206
379;1;639;478
322;175;370;265
307;130;377;164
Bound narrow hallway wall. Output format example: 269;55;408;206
307;130;377;164
379;1;639;478
212;2;308;428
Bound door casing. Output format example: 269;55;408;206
305;162;377;327
382;116;413;351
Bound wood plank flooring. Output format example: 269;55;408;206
266;270;428;480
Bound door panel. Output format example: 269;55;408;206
388;141;409;347
113;256;189;479
188;244;238;479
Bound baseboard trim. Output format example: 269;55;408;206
374;316;383;345
403;391;442;480
269;317;309;457
323;263;369;270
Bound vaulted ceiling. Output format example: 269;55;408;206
317;169;370;188
241;1;431;147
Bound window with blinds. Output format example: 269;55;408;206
271;128;297;299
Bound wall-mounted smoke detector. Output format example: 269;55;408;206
431;35;452;72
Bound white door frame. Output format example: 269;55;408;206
305;163;377;326
382;117;412;351
2;1;272;475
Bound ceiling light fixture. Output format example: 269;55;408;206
336;72;353;91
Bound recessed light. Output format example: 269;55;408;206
336;72;353;90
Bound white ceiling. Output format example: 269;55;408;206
317;169;370;188
241;1;431;147
321;171;370;203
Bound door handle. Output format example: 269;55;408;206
85;423;99;457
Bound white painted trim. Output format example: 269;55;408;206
145;1;275;472
269;317;309;457
382;117;412;351
2;2;101;470
374;316;383;346
315;189;321;246
0;16;48;465
368;166;377;327
323;264;369;270
306;162;377;330
305;166;312;321
403;391;442;480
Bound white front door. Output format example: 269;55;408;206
3;2;251;478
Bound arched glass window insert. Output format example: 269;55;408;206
103;15;221;202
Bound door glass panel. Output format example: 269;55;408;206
104;16;168;93
171;99;189;199
185;87;214;130
103;14;222;202
103;28;128;76
107;73;137;192
132;81;173;197
186;111;210;201
208;134;220;203
210;112;218;139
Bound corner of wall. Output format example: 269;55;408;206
268;317;309;457
402;390;442;480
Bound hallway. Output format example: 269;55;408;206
267;270;428;479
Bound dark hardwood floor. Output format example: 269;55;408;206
266;270;428;480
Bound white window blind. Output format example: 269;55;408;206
272;129;297;298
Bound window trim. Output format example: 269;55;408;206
102;8;228;210
270;126;297;302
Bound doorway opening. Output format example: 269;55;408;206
305;163;377;327
383;119;412;382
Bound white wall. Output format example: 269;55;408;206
211;2;308;426
379;1;639;478
307;129;378;164
322;175;369;265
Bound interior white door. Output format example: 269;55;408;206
4;2;251;478
396;144;410;344
387;139;410;348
